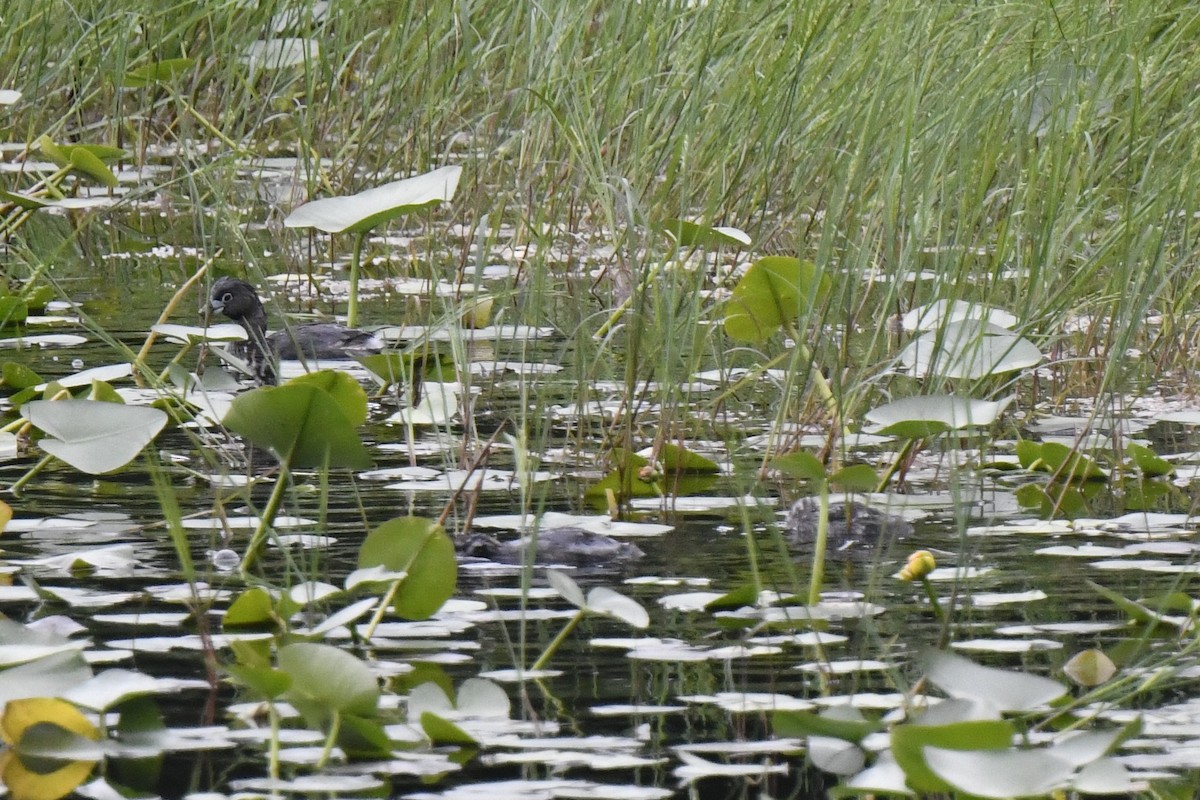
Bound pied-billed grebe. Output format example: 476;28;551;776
459;528;645;567
784;498;912;550
209;276;383;384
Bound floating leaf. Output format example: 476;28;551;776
1;362;40;389
902;300;1018;332
0;297;27;327
289;369;369;426
891;720;1015;793
829;464;879;492
25;399;167;474
773;708;881;743
899;320;1042;379
655;443;720;475
221;375;371;469
1016;440;1107;482
278;642;380;723
724;256;829;343
924;746;1073;798
123;58;196;87
1126;442;1173;477
420;711;477;746
388;382;459;426
585;587;650;629
151;323;247;344
924;651;1066;710
223;587;278;629
547;570;587;608
35;136;123;187
656;219;751;248
865;395;1012;438
284;165;462;234
357;517;456;620
770;451;826;483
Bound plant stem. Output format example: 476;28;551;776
362;580;401;641
346;230;366;328
875;437;918;493
530;611;583;672
921;578;944;622
240;466;290;571
807;491;830;606
8;453;54;496
316;710;341;769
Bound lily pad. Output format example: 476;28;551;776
284;165;462;234
656;219;751;248
724;256;829;343
865;395;1013;438
221;373;370;469
278;642;380;723
357;517;457;620
24;399;168;474
899;320;1042;379
924;651;1067;711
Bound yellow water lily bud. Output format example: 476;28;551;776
900;550;936;581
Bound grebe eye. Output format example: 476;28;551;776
222;292;233;303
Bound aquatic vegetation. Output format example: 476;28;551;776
6;0;1200;797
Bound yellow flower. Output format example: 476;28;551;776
900;550;936;581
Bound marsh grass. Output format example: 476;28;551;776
6;3;1199;418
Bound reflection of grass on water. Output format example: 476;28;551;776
1;1;1197;797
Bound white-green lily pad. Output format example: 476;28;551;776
866;395;1013;437
151;323;247;343
62;669;208;711
34;362;132;391
0;334;87;348
387;383;460;425
902;300;1019;332
25;399;168;474
900;320;1043;379
925;651;1066;710
923;746;1074;798
243;38;319;70
284;165;462;234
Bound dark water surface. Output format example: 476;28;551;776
2;262;1199;798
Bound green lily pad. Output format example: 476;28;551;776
891;720;1015;793
221;374;371;469
656;443;720;474
278;642;380;723
771;451;826;482
123;58;196;87
357;517;457;620
724;256;829;343
656;219;751;248
1016;440;1107;482
1126;442;1174;477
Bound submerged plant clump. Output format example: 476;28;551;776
4;0;1200;798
